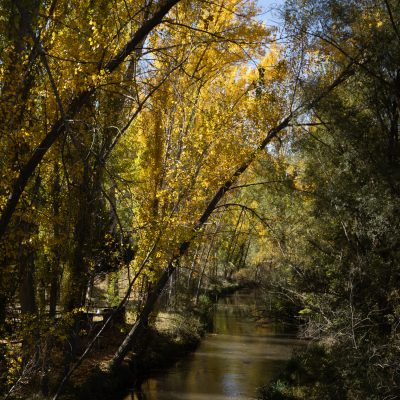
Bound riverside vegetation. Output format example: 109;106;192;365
0;0;400;399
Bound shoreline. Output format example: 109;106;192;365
59;281;249;400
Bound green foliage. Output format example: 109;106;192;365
252;1;400;398
259;345;346;400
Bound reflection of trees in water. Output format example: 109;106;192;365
126;291;301;400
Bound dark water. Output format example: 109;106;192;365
125;291;303;400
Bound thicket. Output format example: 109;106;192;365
257;1;400;398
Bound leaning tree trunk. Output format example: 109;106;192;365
0;0;181;241
108;66;353;368
111;261;176;367
110;120;295;368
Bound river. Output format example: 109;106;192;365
124;290;303;400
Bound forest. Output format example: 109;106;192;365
0;0;399;399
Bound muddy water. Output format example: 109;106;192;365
125;290;303;400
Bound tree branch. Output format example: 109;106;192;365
0;0;181;240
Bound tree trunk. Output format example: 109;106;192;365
18;248;37;315
111;261;176;368
110;114;296;367
0;0;182;240
49;162;61;318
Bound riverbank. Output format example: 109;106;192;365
128;289;303;400
257;344;344;400
55;281;246;400
69;315;204;400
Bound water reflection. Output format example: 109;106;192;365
125;291;303;400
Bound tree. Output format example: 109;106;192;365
0;0;285;395
258;1;400;398
0;0;183;394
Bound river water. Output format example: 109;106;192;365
124;290;303;400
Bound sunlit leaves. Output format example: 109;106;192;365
83;0;288;288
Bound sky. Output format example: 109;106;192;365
256;0;285;26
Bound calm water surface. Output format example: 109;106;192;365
125;290;303;400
